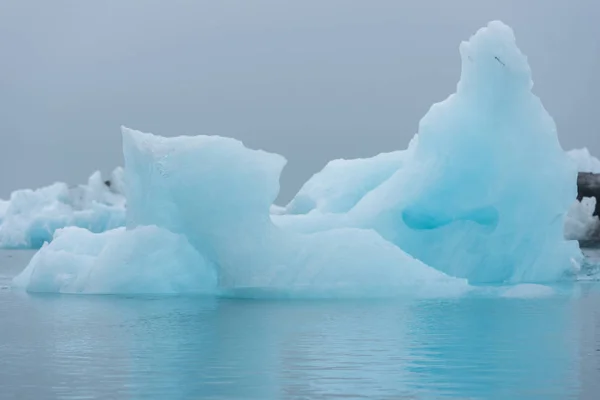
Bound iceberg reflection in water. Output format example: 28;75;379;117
0;272;598;398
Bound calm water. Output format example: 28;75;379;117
1;250;600;399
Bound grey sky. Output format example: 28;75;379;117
1;0;599;203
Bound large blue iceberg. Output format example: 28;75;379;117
277;21;581;283
12;21;582;296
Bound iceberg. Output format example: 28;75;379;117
13;128;466;296
12;21;582;296
278;21;581;283
353;21;581;283
0;168;126;249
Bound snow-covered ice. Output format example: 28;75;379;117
11;21;585;296
0;169;126;249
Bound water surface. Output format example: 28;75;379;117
1;250;599;399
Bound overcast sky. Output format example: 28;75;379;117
1;0;599;203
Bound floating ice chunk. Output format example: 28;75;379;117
12;226;217;294
0;169;126;249
501;284;555;298
0;199;8;224
564;197;600;240
563;148;600;241
567;148;600;173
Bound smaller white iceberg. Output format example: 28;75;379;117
564;148;600;242
0;168;126;249
567;148;600;174
565;197;600;241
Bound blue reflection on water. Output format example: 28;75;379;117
1;250;599;399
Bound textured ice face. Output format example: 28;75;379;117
122;128;286;263
457;21;532;102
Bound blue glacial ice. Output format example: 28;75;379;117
12;225;217;294
277;21;581;283
0;169;126;249
285;149;409;215
13;128;465;296
567;148;600;174
563;148;600;240
11;21;583;296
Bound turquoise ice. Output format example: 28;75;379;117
12;21;582;295
279;21;582;283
